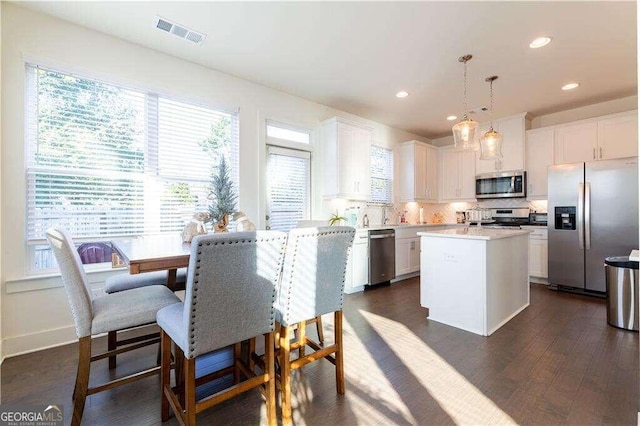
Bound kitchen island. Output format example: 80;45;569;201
418;227;531;336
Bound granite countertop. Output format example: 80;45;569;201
417;227;532;241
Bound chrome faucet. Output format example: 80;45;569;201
382;205;388;225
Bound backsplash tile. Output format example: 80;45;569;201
325;198;547;226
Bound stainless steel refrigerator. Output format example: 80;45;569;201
548;157;638;293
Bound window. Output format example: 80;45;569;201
370;145;393;204
265;121;312;232
25;64;239;271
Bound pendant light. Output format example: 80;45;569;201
479;75;503;160
452;54;479;150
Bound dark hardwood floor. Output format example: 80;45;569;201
2;279;638;425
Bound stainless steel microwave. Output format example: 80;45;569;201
475;171;526;199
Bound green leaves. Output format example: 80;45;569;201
207;156;237;222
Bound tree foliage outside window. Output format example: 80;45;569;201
26;64;239;271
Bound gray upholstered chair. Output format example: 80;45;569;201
274;226;355;424
46;228;181;426
103;268;187;368
157;231;288;426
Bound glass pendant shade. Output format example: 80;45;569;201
479;127;503;160
452;117;479;150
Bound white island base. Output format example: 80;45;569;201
418;228;530;336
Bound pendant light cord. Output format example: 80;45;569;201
485;75;498;131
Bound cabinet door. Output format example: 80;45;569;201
352;241;369;286
408;238;421;273
414;143;428;200
337;124;356;196
395;239;411;276
350;127;372;199
554;122;598;164
459;150;477;199
529;238;548;278
397;143;416;201
499;115;526;171
425;145;439;201
440;149;460;200
598;114;638;160
526;129;554;199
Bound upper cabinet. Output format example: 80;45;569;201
439;147;476;202
525;128;554;199
554;111;637;164
322;117;372;200
476;113;530;174
397;140;438;202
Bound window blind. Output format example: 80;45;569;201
25;64;239;245
370;145;393;203
266;146;310;232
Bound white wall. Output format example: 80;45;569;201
0;4;429;357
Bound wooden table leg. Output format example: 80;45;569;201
167;269;177;291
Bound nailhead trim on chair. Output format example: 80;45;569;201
187;236;287;354
283;229;353;324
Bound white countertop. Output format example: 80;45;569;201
417;227;532;240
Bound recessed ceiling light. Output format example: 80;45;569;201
562;82;580;91
529;36;552;49
396;91;409;98
446;115;458;121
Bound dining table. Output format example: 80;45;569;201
111;234;191;291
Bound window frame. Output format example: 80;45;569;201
24;62;240;274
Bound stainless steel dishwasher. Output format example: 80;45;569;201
368;229;396;285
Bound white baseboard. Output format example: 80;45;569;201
487;302;530;336
3;325;77;359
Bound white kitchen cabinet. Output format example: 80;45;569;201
522;226;548;282
525;128;554;199
394;226;426;277
440;147;476;201
322;117;372;200
553;111;637;164
554;121;598;164
398;140;438;202
598;113;638;160
345;231;369;294
476;113;529;173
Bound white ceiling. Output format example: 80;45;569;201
16;1;638;139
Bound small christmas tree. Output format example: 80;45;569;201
207;156;237;231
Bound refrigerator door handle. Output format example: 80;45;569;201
585;182;591;250
578;183;584;250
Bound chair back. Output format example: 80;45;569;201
183;231;287;358
46;228;94;338
276;226;355;326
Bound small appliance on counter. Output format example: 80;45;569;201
456;211;466;224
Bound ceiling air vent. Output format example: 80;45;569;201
154;16;207;45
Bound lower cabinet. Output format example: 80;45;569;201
395;237;420;276
523;227;548;282
345;231;369;294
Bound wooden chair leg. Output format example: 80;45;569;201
175;344;185;408
233;343;242;384
72;336;91;426
108;331;117;369
335;311;345;395
160;330;171;422
248;337;256;372
265;332;276;426
185;357;197;426
298;320;306;358
315;315;325;345
279;324;293;424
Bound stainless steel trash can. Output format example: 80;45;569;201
605;256;639;331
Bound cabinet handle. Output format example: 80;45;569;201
599;147;603;159
592;148;596;160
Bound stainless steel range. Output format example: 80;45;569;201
486;207;531;228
